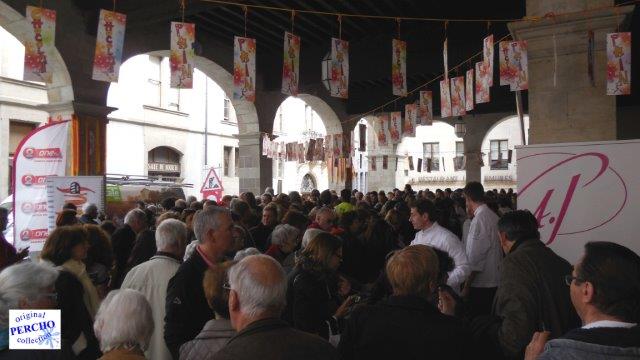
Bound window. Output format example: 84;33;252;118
223;98;231;122
162;58;180;111
454;141;465;171
305;105;313;131
223;146;232;176
234;147;239;177
147;56;162;107
423;142;440;171
490;140;509;170
148;146;181;181
456;142;465;157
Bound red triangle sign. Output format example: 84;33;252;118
200;168;224;200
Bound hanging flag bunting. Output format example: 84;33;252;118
389;111;402;143
342;132;351;158
313;138;324;161
443;38;449;81
499;41;512;86
330;38;349;98
383;155;388;170
417;158;423;172
499;41;528;91
404;104;417;137
426;158;433;172
234;36;257;101
24;6;57;83
359;123;366;151
377;114;389;146
475;61;491;104
408;156;415;171
297;143;305;164
333;133;343;158
170;22;195;89
483;34;494;86
392;39;407;96
450;76;466;116
282;32;300;96
588;30;595;87
465;69;474;112
607;32;631;95
262;134;270;156
92;9;126;83
418;91;433;125
324;135;332;160
440;79;452;118
371;156;377;171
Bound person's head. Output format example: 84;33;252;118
409;199;437;230
156;210;181;227
227;255;287;330
156;219;188;259
281;210;310;235
203;200;218;209
301;232;343;272
241;192;257;209
431;247;455;286
355;192;364;201
203;261;236;319
100;220;117;236
231;225;250;253
93;289;153;353
315;207;336;231
386;245;439;297
56;209;78;227
288;191;302;205
261;193;273;206
41;225;90;265
0;207;7;232
301;228;324;249
82;203;98;219
497;210;540;254
193;207;234;261
319;189;332;206
62;202;77;212
270;224;300;255
124;208;147;234
0;262;58;328
463;181;485;216
261;204;279;227
339;210;368;234
83;224;113;267
174;199;187;211
264;187;275;196
136;200;147;210
569;242;640;324
221;195;233;208
340;189;351;202
233;247;261;261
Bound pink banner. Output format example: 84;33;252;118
606;32;631;95
483;34;494;86
92;9;126;83
440;79;452;118
465;69;474;111
282;32;300;96
389;112;402;144
377;114;389;147
234;36;256;101
170;22;195;89
392;39;407;96
333;134;343;158
331;38;349;98
450;76;466;116
404;104;417;137
419;91;433;125
23;6;56;83
475;61;491;104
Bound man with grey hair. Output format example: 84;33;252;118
165;207;235;359
111;208;148;289
79;203;99;225
214;255;338;360
122;219;188;360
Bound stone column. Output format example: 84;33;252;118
237;132;262;195
509;1;633;143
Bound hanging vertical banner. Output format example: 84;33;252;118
359;123;367;151
262;134;270;156
392;39;407;96
170;22;195;89
408;156;415;171
297;143;305;164
588;30;595;87
234;36;257;101
23;6;57;83
443;38;449;81
331;38;349;99
370;156;377;171
382;155;388;170
403;104;417;137
465;69;474;112
419;91;433;125
282;32;300;96
325;135;333;160
92;9;126;83
377;114;389;146
606;32;631;95
333;134;343;158
475;61;491;104
499;41;513;86
389;111;402;144
483;34;494;86
500;41;529;91
440;79;452;118
450;76;466;116
417;158;423;172
314;138;324;161
342;132;352;158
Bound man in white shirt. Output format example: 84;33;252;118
462;182;502;318
409;199;469;290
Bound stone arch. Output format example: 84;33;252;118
296;94;342;135
0;1;74;104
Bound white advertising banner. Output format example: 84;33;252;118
46;176;105;232
517;140;640;263
12;121;70;252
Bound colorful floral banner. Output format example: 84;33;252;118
475;61;491;104
607;32;631;95
170;22;195;89
440;79;452;118
465;69;474;111
282;32;300;96
377;114;389;146
419;91;433;125
92;10;126;83
404;104;417;137
443;38;449;81
392;39;407;96
342;132;352;158
499;41;528;91
330;38;349;98
389;112;402;144
325;135;333;159
23;6;56;83
382;155;388;170
234;36;256;101
313;138;324;161
333;134;343;158
483;34;494;86
371;156;377;171
451;76;466;116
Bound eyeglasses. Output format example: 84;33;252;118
564;275;584;286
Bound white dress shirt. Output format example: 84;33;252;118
411;221;470;289
582;320;638;329
465;204;502;288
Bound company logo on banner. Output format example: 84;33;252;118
517;140;639;264
9;310;61;349
46;176;105;232
13;120;70;251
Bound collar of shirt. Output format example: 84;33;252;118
582;320;638;329
196;245;217;268
473;203;488;217
420;221;440;236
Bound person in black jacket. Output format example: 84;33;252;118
164;207;235;359
110;209;147;289
338;245;471;360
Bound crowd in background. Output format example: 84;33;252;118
0;182;638;360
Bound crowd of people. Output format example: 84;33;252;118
0;182;638;359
